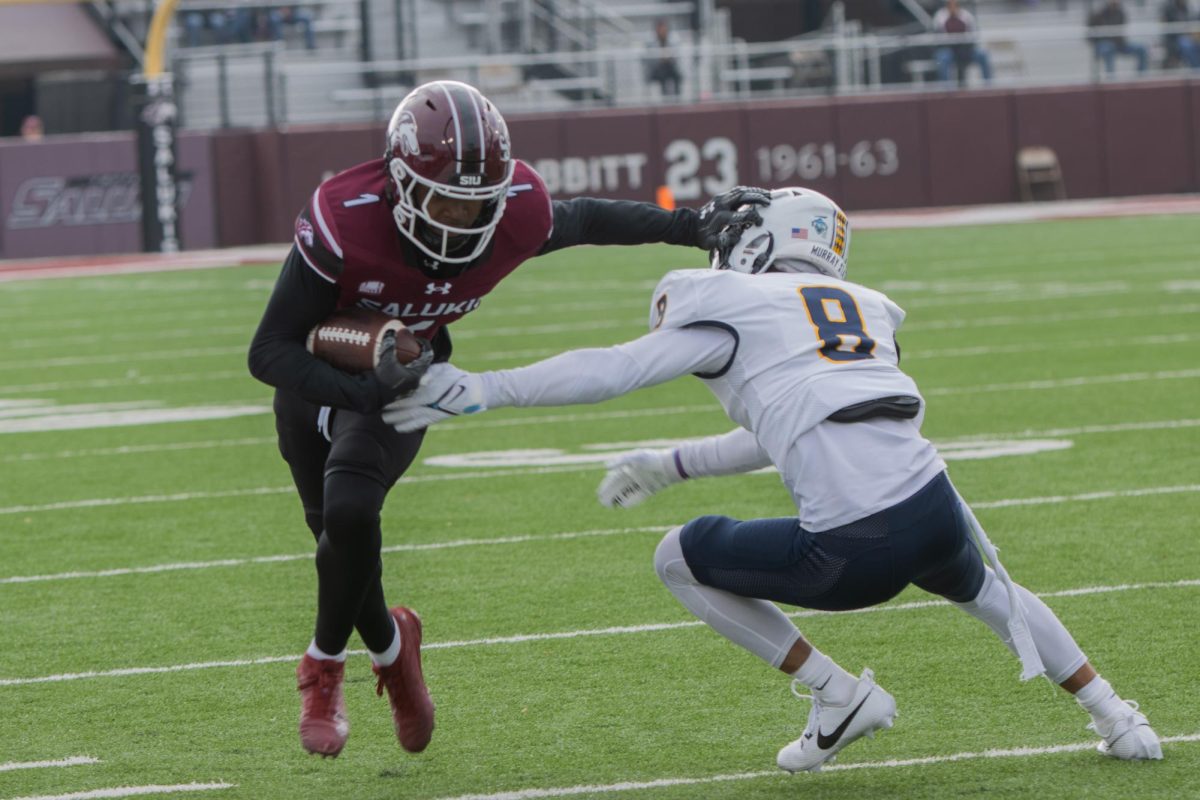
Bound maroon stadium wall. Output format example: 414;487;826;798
0;132;216;259
0;79;1195;258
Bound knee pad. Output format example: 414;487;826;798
955;569;1013;642
654;526;698;590
323;496;379;541
321;472;386;561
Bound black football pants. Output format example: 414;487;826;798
273;389;425;654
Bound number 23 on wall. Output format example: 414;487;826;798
663;137;738;201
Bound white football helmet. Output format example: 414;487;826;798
710;187;851;280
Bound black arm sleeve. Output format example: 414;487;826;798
540;197;700;255
247;247;392;413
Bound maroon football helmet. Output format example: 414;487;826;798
385;80;515;266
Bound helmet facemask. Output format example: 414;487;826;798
389;156;512;265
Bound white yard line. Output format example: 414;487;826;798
901;302;1200;332
2;438;276;464
0;527;668;585
1;479;1197;581
923;368;1200;397
429;735;1200;800
3;302;1198;393
1;578;1195;687
2;452;1198;518
7;328;1197;375
2;784;234;800
5;417;1197;465
0;756;98;772
0;371;250;396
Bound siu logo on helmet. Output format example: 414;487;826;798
395;110;419;157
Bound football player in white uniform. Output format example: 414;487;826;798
381;188;1162;771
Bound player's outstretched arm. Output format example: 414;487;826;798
382;327;734;433
540;186;770;254
597;427;771;508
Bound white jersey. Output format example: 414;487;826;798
651;269;944;530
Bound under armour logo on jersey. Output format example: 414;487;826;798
426;281;453;295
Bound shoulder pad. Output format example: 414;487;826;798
649;269;731;331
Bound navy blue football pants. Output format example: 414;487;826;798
679;472;985;611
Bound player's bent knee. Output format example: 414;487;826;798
322;495;380;544
654;525;699;589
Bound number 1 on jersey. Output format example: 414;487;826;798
799;286;876;362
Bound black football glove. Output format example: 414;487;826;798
695;185;772;251
373;332;434;399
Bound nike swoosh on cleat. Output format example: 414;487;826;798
816;691;872;750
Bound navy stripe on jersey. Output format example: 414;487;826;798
684;321;740;379
440;82;484;170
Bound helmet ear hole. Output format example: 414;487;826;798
739;232;774;274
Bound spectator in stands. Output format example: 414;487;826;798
1087;0;1149;74
20;115;43;142
266;5;317;50
645;18;683;97
183;8;254;46
1161;0;1200;68
183;10;220;46
931;0;993;87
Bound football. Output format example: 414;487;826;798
306;307;423;374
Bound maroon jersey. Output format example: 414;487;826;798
294;158;553;341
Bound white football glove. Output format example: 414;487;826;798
597;448;685;508
381;362;487;433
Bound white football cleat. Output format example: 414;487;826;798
777;668;897;773
1088;700;1163;761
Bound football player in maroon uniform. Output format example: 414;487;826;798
248;79;769;758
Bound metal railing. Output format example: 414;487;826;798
172;17;1200;129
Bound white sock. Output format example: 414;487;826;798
369;618;402;668
306;641;347;662
791;648;857;707
1075;676;1125;721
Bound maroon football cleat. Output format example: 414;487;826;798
296;654;350;757
373;607;435;752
